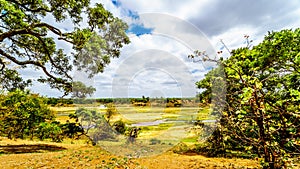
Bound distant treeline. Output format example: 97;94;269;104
46;97;198;106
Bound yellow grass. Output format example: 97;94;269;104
0;137;260;169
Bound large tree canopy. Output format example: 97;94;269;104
0;0;130;95
192;29;300;168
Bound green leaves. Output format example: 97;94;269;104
289;89;300;101
72;81;96;99
194;28;300;167
87;3;112;30
240;87;253;104
0;0;130;95
0;90;54;139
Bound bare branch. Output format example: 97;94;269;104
220;39;231;56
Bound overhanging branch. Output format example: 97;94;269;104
8;0;53;13
0;48;71;88
0;22;64;42
0;57;5;71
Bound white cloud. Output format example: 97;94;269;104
117;0;211;19
23;0;300;98
94;33;207;98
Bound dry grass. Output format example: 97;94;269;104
3;106;258;168
0;137;260;169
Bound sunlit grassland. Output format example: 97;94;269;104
0;137;261;169
1;98;258;169
51;105;214;145
52;105;211;123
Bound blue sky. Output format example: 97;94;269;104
127;24;153;36
25;0;300;98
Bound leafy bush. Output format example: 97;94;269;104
172;142;189;154
0;90;54;139
112;120;126;134
37;122;63;142
69;108;118;145
149;138;161;145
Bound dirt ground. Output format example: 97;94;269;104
0;138;260;169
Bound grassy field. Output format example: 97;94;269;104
52;105;215;146
52;105;213;124
0;105;259;168
0;137;260;169
48;105;220;159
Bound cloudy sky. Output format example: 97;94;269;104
31;0;300;98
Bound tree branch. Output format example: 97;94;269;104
31;23;62;36
34;35;72;79
0;22;62;42
0;57;5;71
0;48;71;88
8;0;53;13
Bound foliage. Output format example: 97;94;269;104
127;127;140;143
166;98;182;107
105;103;117;123
47;97;74;106
37;121;63;142
69;108;117;145
172;142;189;154
112;119;126;134
130;96;150;106
0;69;32;91
72;81;96;98
0;90;54;139
0;0;130;94
192;29;300;168
96;98;114;104
60;121;84;139
149;138;161;145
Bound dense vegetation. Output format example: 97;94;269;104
0;90;53;139
0;90;85;142
192;29;300;168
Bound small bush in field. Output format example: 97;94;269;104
112;120;126;134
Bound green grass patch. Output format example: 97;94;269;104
181;137;198;143
197;108;212;120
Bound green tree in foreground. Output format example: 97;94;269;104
0;0;130;95
0;90;84;142
191;29;300;168
0;90;54;139
69;108;117;145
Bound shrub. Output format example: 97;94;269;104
149;138;161;145
112;120;126;134
0;90;54;139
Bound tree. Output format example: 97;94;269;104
70;108;117;145
0;89;54;139
72;81;96;98
0;69;32;91
105;103;117;123
37;121;63;142
0;0;130;94
191;29;300;168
